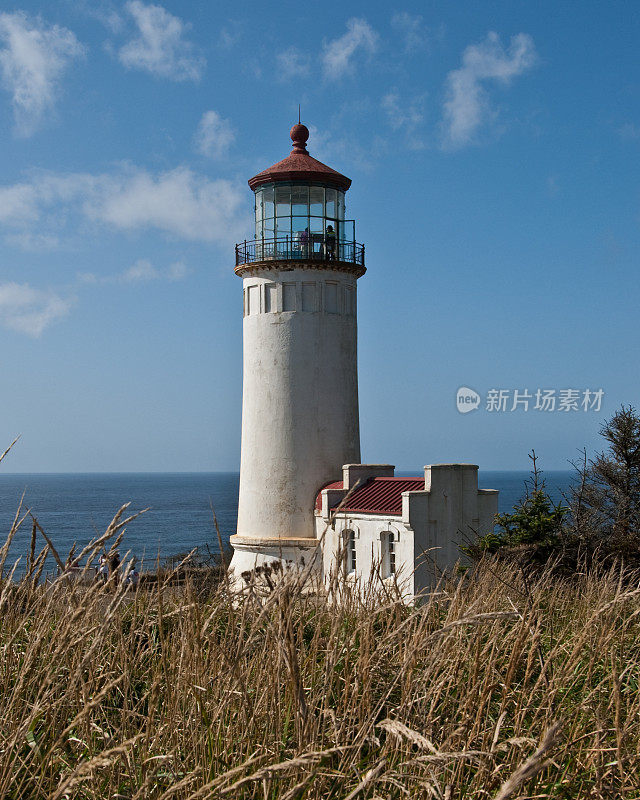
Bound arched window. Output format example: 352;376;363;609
344;529;356;574
382;531;396;578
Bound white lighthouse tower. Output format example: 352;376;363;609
229;122;365;579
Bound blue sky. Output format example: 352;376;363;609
0;0;638;472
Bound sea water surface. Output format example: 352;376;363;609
0;471;574;574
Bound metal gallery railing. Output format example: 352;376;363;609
235;236;365;267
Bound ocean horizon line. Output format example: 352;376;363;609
0;468;576;478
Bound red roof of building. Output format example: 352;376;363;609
248;123;352;192
315;477;425;515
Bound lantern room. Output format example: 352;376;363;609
235;123;365;271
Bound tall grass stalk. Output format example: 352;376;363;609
0;514;639;798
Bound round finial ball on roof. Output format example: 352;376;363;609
290;123;309;152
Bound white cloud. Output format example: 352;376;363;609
121;258;158;282
194;110;235;159
618;123;640;141
5;231;60;251
120;258;190;282
0;182;40;225
0;166;248;248
166;260;189;280
308;123;387;174
218;22;241;50
276;47;310;81
88;167;245;241
381;91;427;149
442;31;537;149
118;1;204;81
76;0;124;33
0;282;73;337
0;12;84;137
322;18;378;80
0;172;97;228
79;258;190;285
73;0;124;32
391;12;429;52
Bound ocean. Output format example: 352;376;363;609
0;470;575;574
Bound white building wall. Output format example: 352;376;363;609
405;465;498;596
231;267;361;577
316;512;415;602
478;489;500;537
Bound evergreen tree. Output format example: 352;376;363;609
572;405;640;549
469;451;568;556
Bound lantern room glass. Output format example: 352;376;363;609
254;183;350;244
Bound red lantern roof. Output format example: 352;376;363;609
248;123;352;192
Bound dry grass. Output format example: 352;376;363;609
1;504;639;800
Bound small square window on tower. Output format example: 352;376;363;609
265;284;277;313
344;286;355;316
325;282;338;313
283;282;296;311
302;282;316;312
247;285;259;315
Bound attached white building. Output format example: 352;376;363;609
316;463;498;600
228;122;499;600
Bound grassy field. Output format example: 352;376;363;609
1;507;639;800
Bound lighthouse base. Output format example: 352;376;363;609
228;535;322;590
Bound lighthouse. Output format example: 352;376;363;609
229;121;499;597
229;122;366;579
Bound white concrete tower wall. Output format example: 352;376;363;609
236;267;360;544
